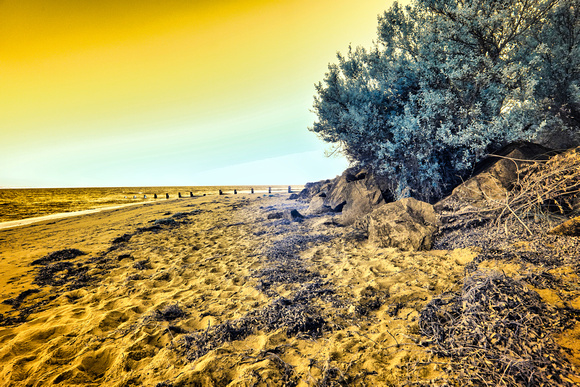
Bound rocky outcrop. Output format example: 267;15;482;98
435;142;556;211
284;209;304;222
305;195;333;215
295;179;334;200
365;198;439;251
323;168;392;225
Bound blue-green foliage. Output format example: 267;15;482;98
310;0;579;202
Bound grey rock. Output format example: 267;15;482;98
324;168;391;225
435;142;555;211
284;209;304;222
366;198;439;251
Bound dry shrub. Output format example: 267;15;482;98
496;147;580;232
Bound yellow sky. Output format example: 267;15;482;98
0;0;402;187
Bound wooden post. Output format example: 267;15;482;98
234;189;237;195
166;193;169;199
268;187;272;194
178;192;182;198
288;186;291;193
154;193;157;199
190;192;193;197
251;188;254;194
219;189;223;195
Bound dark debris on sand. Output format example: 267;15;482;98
179;220;340;362
155;303;186;321
3;229;134;326
133;259;152;270
109;209;205;251
30;248;86;265
180;294;327;361
2;289;41;309
429;195;580;385
420;270;579;386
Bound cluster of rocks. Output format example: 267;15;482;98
292;141;580;251
292;165;439;251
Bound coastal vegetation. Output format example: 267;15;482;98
310;0;580;202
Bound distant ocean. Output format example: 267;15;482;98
0;185;297;223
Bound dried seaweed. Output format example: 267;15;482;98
435;211;580;272
153;218;178;227
2;289;41;308
239;350;300;387
254;233;333;297
30;248;86;265
110;209;204;248
112;233;133;244
420;270;578;386
34;261;89;287
133;259;152;270
179;227;337;362
155;304;186;321
317;364;350;387
180;294;326;361
255;265;322;293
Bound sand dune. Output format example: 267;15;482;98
0;194;578;386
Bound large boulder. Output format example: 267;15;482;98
366;198;439;251
435;142;556;211
305;195;333;215
324;167;392;225
295;179;334;200
284;209;304;222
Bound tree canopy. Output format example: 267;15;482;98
310;0;580;202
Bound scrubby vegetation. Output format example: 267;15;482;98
311;0;580;202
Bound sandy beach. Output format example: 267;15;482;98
0;192;578;386
0;201;159;231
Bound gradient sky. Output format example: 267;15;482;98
1;0;401;187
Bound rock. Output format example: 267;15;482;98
435;142;555;211
310;216;340;229
287;193;300;200
305;195;333;215
284;209;304;222
366;198;439;251
296;179;334;200
267;212;284;219
324;167;392;225
548;216;580;236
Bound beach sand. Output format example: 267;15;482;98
0;193;578;386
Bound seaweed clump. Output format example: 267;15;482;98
31;248;86;265
2;289;41;309
31;249;98;289
155;303;186;321
420;270;578;386
180;295;325;361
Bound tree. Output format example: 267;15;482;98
532;0;580;129
310;0;579;202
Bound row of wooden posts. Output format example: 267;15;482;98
147;186;293;199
